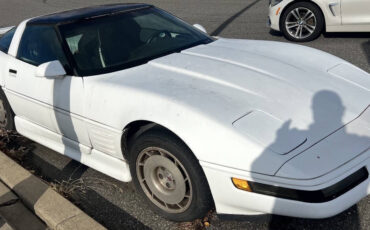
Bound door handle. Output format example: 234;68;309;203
9;69;17;74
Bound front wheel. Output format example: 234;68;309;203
129;128;213;221
280;2;324;42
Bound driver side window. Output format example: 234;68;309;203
17;25;69;69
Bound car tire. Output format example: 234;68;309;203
280;2;324;42
0;89;15;131
128;127;213;222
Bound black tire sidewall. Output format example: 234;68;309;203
280;2;324;42
128;128;213;222
0;88;15;131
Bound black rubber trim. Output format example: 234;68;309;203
27;4;152;25
246;167;369;203
8;69;17;74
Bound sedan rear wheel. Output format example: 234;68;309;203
129;127;213;221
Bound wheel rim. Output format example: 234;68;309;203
285;7;316;39
136;147;192;213
0;99;8;128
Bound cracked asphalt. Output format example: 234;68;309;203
0;0;369;229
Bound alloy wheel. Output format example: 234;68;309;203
285;7;317;39
136;147;193;213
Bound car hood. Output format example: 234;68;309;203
150;38;369;176
91;38;370;177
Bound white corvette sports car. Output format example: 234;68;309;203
0;3;369;222
269;0;370;41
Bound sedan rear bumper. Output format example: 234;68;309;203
201;155;370;218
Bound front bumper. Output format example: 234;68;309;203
201;152;370;218
268;1;295;31
268;4;282;31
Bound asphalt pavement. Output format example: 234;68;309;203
0;0;369;229
0;0;369;72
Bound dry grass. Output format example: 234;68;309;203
50;178;88;203
0;129;32;162
50;176;124;204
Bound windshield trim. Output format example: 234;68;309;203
94;38;214;77
28;5;153;26
74;38;213;76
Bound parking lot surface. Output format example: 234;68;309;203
0;1;369;229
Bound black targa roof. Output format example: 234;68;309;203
27;3;152;25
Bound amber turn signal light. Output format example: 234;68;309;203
276;7;281;16
232;178;252;192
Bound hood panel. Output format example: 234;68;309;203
233;110;307;155
276;107;370;179
92;38;369;177
151;39;369;151
148;38;370;176
328;63;370;92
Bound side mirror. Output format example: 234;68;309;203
193;24;207;34
36;60;66;79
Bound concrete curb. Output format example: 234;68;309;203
0;151;106;230
0;181;46;230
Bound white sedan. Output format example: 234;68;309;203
269;0;370;41
0;3;369;222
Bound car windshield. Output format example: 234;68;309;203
58;7;213;76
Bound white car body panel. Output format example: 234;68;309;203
1;23;130;181
341;0;370;25
6;57;92;148
8;20;28;57
81;38;369;175
0;18;369;218
269;0;370;32
14;116;130;181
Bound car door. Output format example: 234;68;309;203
341;0;370;25
5;24;92;152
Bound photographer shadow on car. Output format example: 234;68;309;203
250;90;369;230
